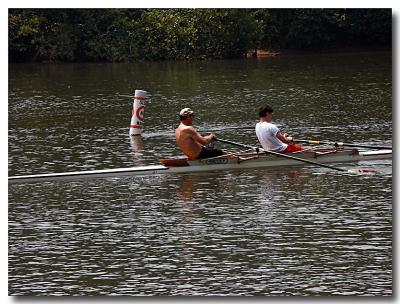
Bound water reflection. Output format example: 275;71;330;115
175;174;198;203
8;164;392;295
9;50;392;295
129;135;145;165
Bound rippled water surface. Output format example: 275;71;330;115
8;50;392;296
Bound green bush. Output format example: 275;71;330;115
8;8;391;63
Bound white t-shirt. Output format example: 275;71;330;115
255;122;288;152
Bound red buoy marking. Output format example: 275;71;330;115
136;106;145;121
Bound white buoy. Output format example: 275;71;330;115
129;90;147;136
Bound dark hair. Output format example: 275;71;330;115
258;105;274;117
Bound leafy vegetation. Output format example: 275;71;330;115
8;8;391;63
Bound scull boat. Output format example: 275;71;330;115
8;147;392;184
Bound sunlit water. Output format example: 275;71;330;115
8;50;392;295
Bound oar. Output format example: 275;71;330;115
293;139;391;150
215;138;375;173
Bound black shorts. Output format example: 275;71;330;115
197;147;224;160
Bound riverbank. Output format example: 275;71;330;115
245;46;391;59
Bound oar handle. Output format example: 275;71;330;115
295;139;321;144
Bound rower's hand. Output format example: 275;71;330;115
283;133;293;143
209;133;217;141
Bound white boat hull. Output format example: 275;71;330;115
8;149;392;184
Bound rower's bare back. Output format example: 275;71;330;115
175;124;203;160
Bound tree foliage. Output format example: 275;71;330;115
8;8;391;63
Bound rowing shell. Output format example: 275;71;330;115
8;149;392;184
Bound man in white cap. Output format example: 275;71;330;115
175;108;223;160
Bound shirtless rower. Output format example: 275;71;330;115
175;108;223;160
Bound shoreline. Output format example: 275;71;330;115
9;46;392;64
245;46;391;59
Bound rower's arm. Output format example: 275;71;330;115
190;128;214;145
276;131;293;144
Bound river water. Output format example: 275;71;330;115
8;50;392;296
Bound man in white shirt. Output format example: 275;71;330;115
255;105;302;153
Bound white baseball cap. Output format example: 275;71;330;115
179;108;194;117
